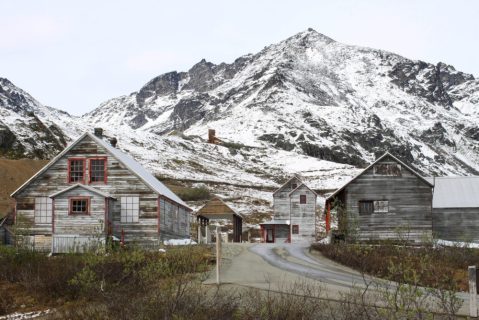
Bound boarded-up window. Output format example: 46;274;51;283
68;159;85;183
34;197;52;223
373;163;402;176
292;225;299;234
69;198;89;215
374;201;389;213
121;196;139;223
89;158;106;183
359;201;374;215
300;195;307;204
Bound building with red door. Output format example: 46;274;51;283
260;176;317;243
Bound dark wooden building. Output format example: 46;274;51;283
325;152;434;243
10;129;191;253
196;197;243;243
432;176;479;242
260;176;317;243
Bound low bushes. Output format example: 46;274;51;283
312;242;479;291
177;185;211;201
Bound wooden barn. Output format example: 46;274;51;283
432;176;479;242
196;197;243;243
10;128;191;253
325;152;434;243
260;176;317;243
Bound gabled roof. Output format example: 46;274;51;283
11;131;189;210
326;152;434;202
196;197;244;219
49;184;114;199
433;176;479;208
288;183;318;197
273;175;303;195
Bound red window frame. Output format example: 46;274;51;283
67;158;86;184
69;197;90;215
89;157;108;184
300;195;307;204
292;225;299;234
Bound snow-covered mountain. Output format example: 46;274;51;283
0;77;83;159
2;29;479;207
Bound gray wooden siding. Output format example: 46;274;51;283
273;177;301;221
339;156;433;242
15;135;189;250
53;188;105;236
290;185;316;242
433;208;479;242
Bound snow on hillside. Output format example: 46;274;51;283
1;28;479;215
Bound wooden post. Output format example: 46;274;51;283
216;226;221;285
205;226;210;244
326;202;331;234
197;225;202;244
469;265;478;318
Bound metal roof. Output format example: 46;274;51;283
11;131;189;209
433;176;479;208
49;184;114;199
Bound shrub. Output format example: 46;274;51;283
177;186;211;201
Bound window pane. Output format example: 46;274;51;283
300;195;307;204
120;196;139;223
34;197;52;223
69;159;84;182
71;199;88;214
90;159;105;182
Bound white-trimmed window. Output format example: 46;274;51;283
121;196;139;223
34;197;52;224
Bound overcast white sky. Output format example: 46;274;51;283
1;0;478;116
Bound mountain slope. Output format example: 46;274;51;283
83;29;479;176
1;29;479;214
0;78;84;159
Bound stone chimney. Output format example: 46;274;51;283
110;137;118;148
94;128;103;138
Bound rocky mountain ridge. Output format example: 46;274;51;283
1;29;479;205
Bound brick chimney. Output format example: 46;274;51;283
208;129;216;144
94;128;103;138
110;137;118;148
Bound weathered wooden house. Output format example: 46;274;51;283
10;128;191;253
260;176;317;243
196;197;243;243
432;177;479;242
325;152;434;242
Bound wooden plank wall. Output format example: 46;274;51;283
159;198;189;241
340;156;433;242
273;177;301;221
54;188;104;236
16;135;190;250
433;208;479;242
290;185;316;243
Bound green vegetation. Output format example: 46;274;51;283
0;242;467;319
312;241;477;292
177;185;212;201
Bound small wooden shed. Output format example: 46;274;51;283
196;197;243;242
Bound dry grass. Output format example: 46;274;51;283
0;158;49;217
